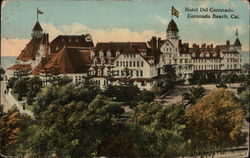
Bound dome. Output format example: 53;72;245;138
167;19;179;32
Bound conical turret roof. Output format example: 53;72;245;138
32;21;43;32
234;38;242;46
167;19;179;32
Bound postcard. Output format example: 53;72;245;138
0;0;249;157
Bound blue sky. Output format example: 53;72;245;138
1;0;249;56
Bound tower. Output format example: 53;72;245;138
31;8;44;38
234;28;242;51
31;21;43;38
166;19;179;40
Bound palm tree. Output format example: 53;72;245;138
182;84;205;107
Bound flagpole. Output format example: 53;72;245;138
171;6;173;20
37;7;38;22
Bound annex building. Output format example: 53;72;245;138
6;18;243;90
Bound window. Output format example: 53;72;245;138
141;61;144;67
180;59;183;63
116;51;120;57
133;61;136;67
141;81;145;86
123;61;125;67
107;51;111;58
137;61;140;67
141;70;143;77
136;70;139;76
116;61;119;67
75;38;79;42
98;69;102;76
117;70;119;76
99;51;104;58
130;61;132;67
126;61;128;67
90;51;95;59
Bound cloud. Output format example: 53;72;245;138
1;38;29;56
2;23;165;56
42;22;165;43
152;14;168;25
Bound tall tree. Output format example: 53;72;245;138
185;89;247;156
240;88;250;122
182;84;205;107
129;102;186;157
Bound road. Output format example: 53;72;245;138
0;81;34;118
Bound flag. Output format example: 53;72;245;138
171;6;179;18
37;9;43;14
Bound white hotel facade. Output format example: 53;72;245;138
7;18;243;90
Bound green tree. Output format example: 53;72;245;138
7;77;18;89
129;102;186;157
13;77;29;101
185;89;247;156
182;84;205;107
154;65;177;96
137;90;155;103
240;88;250;122
0;67;5;81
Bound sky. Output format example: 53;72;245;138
1;0;249;56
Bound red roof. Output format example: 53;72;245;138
7;64;32;71
32;48;92;74
50;35;94;54
16;34;49;61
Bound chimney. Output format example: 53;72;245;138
210;44;213;48
151;36;157;57
158;37;161;50
202;43;206;48
178;39;182;46
193;43;196;48
226;40;230;45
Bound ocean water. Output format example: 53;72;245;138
0;52;249;70
0;56;17;69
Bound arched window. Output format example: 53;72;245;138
90;51;95;59
107;51;111;58
98;69;102;76
116;51;120;57
99;51;104;58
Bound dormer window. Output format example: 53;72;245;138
192;53;195;57
56;46;59;51
69;38;71;42
85;35;92;42
213;53;217;57
90;51;95;59
101;58;105;65
107;51;111;58
75;38;79;43
205;53;210;57
98;69;102;76
99;51;104;58
200;52;204;57
116;51;120;57
61;38;64;42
